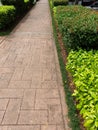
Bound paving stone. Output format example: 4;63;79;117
8;81;31;89
0;89;24;98
31;80;42;88
35;99;60;110
0;126;8;130
42;68;57;81
4;54;16;67
0;68;14;73
41;81;58;88
32;69;42;82
22;55;32;67
11;68;24;80
0;54;9;67
0;99;9;110
14;56;24;67
0;126;40;130
22;68;32;80
41;125;56;130
15;54;32;67
42;69;52;81
0;68;14;81
2;99;21;124
0;36;5;44
21;89;36;109
57;125;65;130
0;111;5;123
0;81;9;89
0;73;12;81
18;110;48;124
30;51;41;66
48;105;63;125
36;89;59;99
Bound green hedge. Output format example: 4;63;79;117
0;6;15;30
1;0;34;15
24;0;31;10
66;49;98;129
53;0;68;6
54;5;98;50
1;0;24;9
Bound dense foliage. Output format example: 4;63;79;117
1;0;34;14
53;4;98;129
54;5;98;50
66;50;98;129
0;6;15;29
53;0;68;6
0;0;35;30
1;0;24;6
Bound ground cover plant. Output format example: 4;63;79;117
66;50;98;130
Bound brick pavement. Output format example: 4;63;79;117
0;0;71;129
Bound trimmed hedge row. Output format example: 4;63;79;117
0;6;15;29
0;0;35;30
54;5;98;50
52;4;98;129
1;0;34;15
66;49;98;129
53;0;68;6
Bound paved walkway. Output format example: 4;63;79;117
0;0;70;130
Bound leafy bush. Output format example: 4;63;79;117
24;0;31;10
29;0;35;4
1;0;33;14
66;49;98;129
0;6;15;29
1;0;24;7
1;0;25;14
54;6;98;50
53;0;68;6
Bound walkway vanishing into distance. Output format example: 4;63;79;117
0;0;71;129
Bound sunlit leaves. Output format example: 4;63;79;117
66;49;98;129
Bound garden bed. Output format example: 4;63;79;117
49;1;98;129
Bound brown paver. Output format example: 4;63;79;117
0;99;9;110
18;110;48;124
0;111;5;123
21;89;36;109
8;81;31;89
0;36;5;44
0;0;71;129
41;125;57;130
2;99;21;124
35;98;60;109
0;126;40;130
0;89;24;98
36;89;59;99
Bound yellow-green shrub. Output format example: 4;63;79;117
0;6;15;29
66;49;98;129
